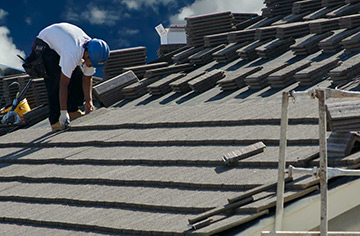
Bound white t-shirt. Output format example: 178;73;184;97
38;22;96;78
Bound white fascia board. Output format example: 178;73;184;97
238;178;360;236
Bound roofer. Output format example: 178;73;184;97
25;22;110;131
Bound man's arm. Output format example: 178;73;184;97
59;72;70;128
83;75;94;114
60;72;70;110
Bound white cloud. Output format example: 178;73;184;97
120;28;140;36
0;27;26;69
63;3;121;26
120;0;177;10
25;17;32;25
82;6;120;25
0;9;8;22
170;0;264;24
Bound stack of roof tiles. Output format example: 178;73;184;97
294;57;340;85
341;30;360;51
185;11;236;47
268;60;312;88
292;0;323;14
188;45;225;65
121;62;169;79
339;13;360;28
122;76;163;99
309;18;341;33
147;73;185;95
228;29;257;44
143;63;194;79
244;63;288;89
93;70;139;107
328;54;360;84
212;42;246;63
188;69;225;93
276;21;311;39
256;38;295;59
290;32;334;55
103;47;147;80
326;2;360;17
170;70;206;93
319;27;360;53
157;44;187;57
322;0;345;7
217;66;263;90
237;40;271;60
326;100;360;132
172;47;204;64
262;0;299;17
232;13;259;25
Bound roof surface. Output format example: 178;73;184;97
2;0;360;235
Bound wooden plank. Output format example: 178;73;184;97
222;142;266;165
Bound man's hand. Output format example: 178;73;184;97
59;110;70;129
84;100;94;114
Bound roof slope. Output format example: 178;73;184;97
2;0;360;235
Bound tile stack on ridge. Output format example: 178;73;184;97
237;40;272;60
341;30;360;52
255;26;278;41
339;13;360;28
272;12;310;25
188;69;226;93
256;38;295;59
26;78;48;108
291;32;334;55
326;2;360;17
262;0;298;17
244;63;288;89
103;47;147;80
189;44;226;65
212;42;248;63
232;13;259;25
93;70;138;107
121;62;169;80
319;27;360;53
217;66;263;90
172;47;204;64
170;70;206;93
227;29;257;44
303;7;336;20
268;60;312;88
204;32;230;47
292;0;323;14
321;0;345;7
235;15;264;30
327;132;360;158
328;54;360;84
122;76;164;99
157;44;187;58
294;57;340;85
147;73;185;95
185;11;236;47
309;18;341;34
276;21;311;39
326;100;360;132
143;63;194;79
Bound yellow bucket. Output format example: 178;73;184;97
1;98;31;120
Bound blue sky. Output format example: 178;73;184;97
0;0;264;72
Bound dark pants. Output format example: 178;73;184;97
41;48;84;125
